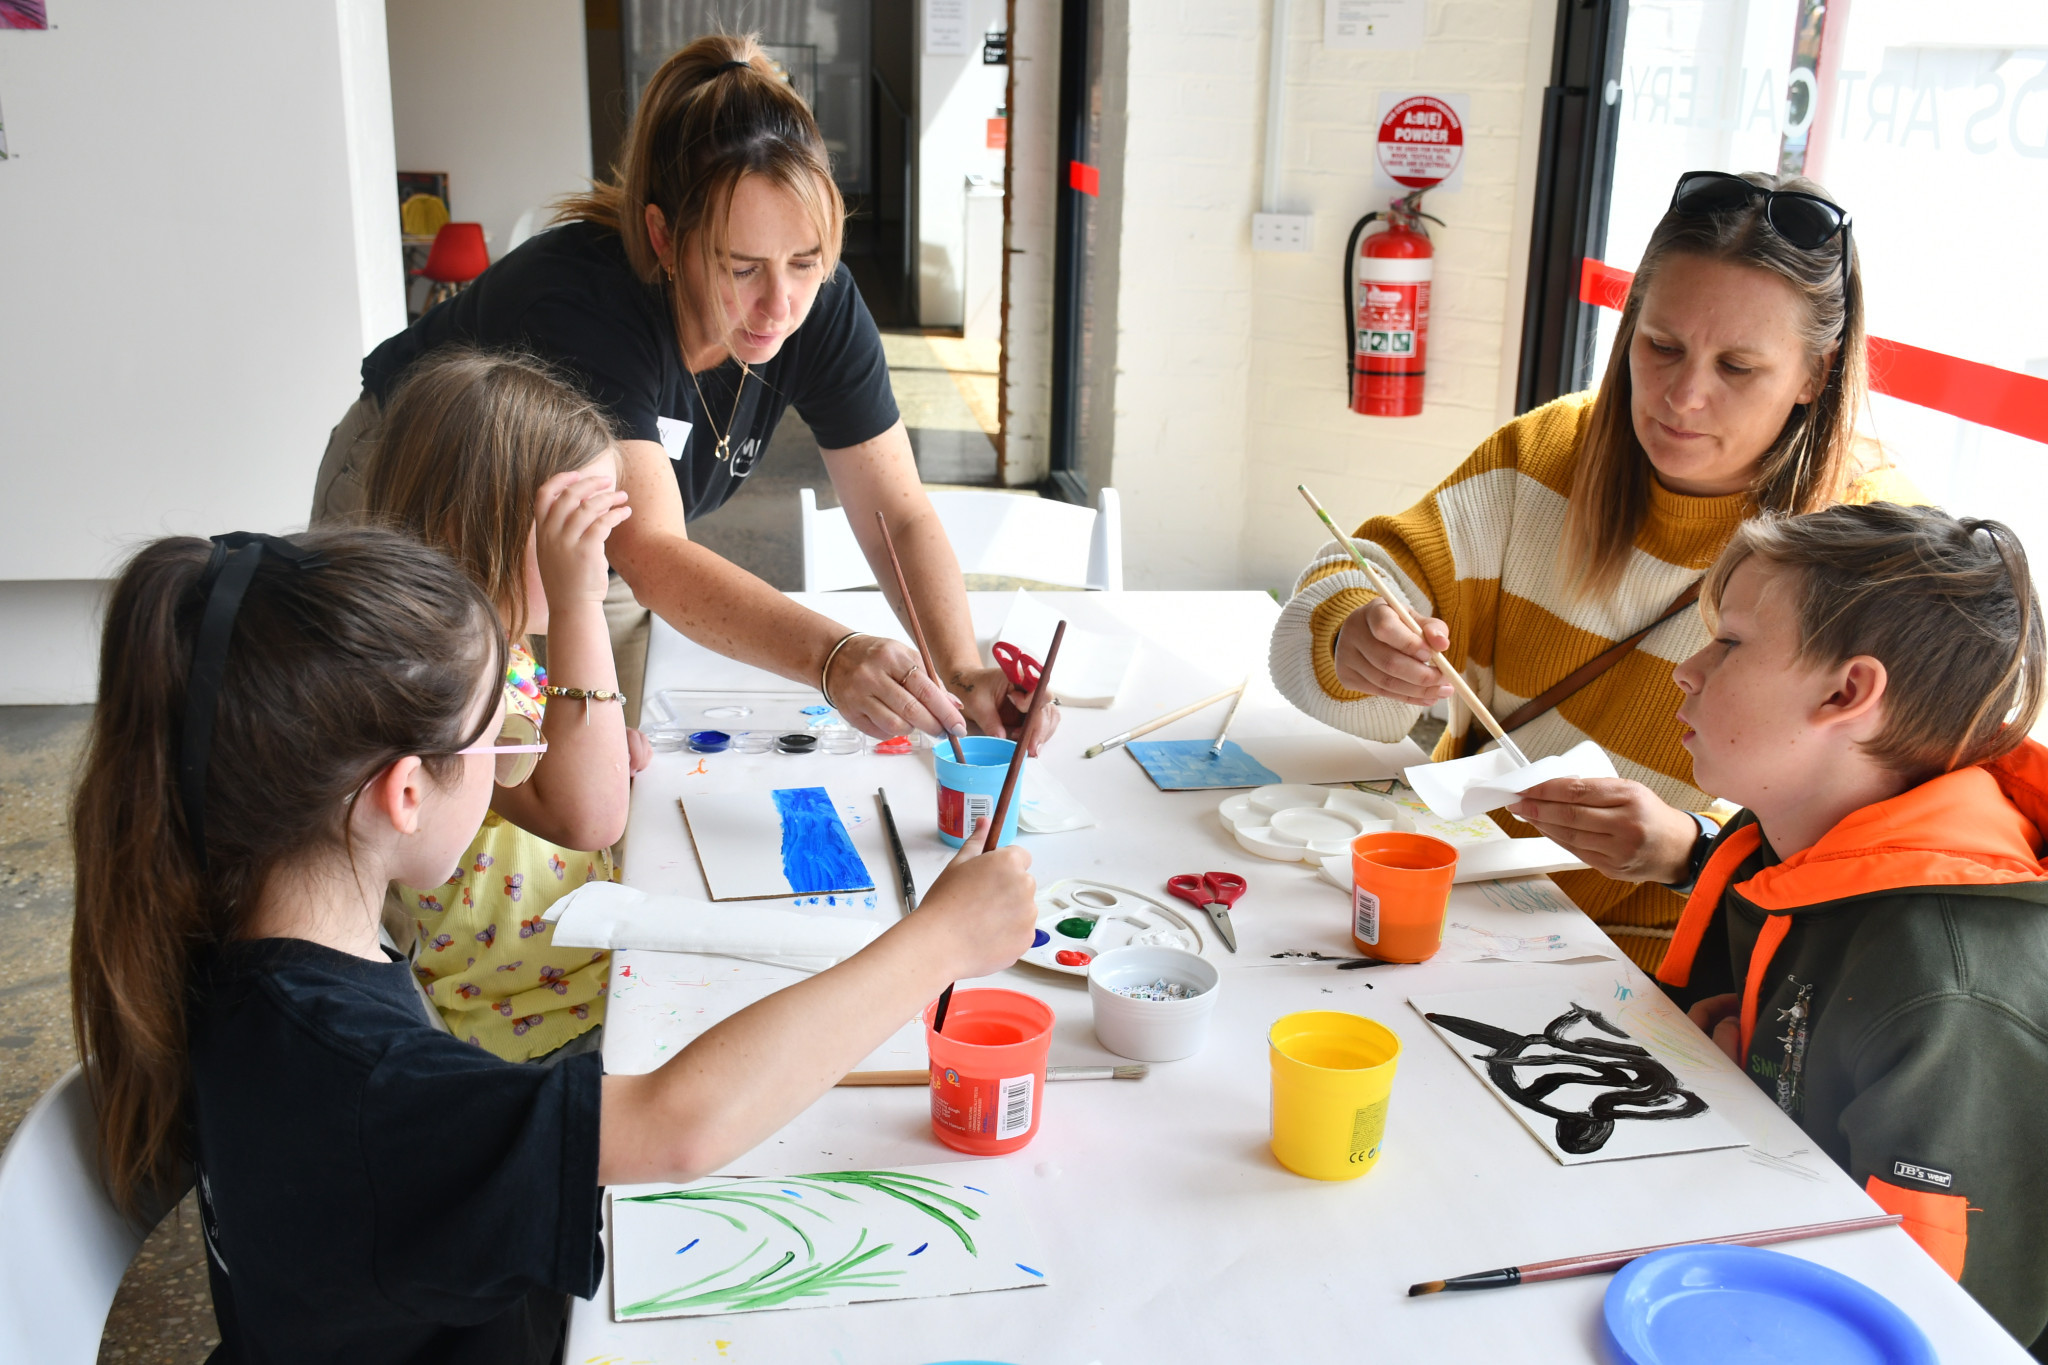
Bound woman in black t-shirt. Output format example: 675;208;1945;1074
316;33;1052;750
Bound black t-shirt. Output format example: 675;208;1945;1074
188;938;604;1365
360;220;900;520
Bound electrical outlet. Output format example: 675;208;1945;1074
1252;212;1313;253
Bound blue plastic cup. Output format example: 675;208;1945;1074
934;736;1022;849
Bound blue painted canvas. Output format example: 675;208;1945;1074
1126;740;1283;791
682;787;875;901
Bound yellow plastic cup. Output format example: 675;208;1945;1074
1268;1010;1402;1181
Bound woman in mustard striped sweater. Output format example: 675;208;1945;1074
1271;172;1916;969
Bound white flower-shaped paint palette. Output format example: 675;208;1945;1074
1217;784;1413;863
1020;879;1203;975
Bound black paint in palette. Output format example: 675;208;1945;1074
1425;1004;1705;1155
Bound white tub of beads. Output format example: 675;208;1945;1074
1087;945;1220;1062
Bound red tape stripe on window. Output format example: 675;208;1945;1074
1578;258;2048;445
1068;161;1099;196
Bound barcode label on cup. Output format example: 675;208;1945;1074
1353;887;1381;945
965;793;993;831
996;1073;1034;1139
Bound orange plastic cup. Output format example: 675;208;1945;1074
923;989;1054;1155
1350;832;1457;963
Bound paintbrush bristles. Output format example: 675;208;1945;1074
874;510;967;764
1407;1280;1446;1297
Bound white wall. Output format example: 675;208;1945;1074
0;0;403;702
917;0;1010;326
386;0;593;261
1104;0;1554;589
999;0;1061;484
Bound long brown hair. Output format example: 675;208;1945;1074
362;348;616;637
70;527;503;1215
1703;503;2042;780
1563;172;1867;597
555;32;844;361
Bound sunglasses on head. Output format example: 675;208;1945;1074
1669;170;1852;281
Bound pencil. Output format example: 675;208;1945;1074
838;1064;1148;1086
1406;1213;1904;1296
933;620;1066;1035
1082;684;1244;759
1295;484;1530;767
875;511;968;764
876;787;916;916
1207;679;1250;758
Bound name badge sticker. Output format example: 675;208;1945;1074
655;416;693;461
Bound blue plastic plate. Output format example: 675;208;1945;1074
1603;1245;1937;1365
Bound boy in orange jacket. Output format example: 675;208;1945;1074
1651;503;2048;1352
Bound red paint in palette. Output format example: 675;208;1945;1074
1055;949;1092;967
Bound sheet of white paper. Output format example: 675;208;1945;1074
992;589;1136;707
1410;984;1748;1165
608;1160;1049;1321
680;788;875;901
1240;731;1425;785
544;881;879;971
1403;739;1618;819
1017;758;1096;832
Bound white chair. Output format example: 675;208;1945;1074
800;487;1124;592
507;207;541;253
0;1067;189;1362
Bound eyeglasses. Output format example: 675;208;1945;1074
456;711;548;787
1669;170;1852;285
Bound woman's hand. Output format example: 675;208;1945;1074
1334;600;1454;705
626;728;653;774
1509;779;1700;884
824;634;970;742
534;468;632;616
951;664;1062;756
916;822;1039;981
1688;993;1743;1062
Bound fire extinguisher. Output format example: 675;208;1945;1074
1344;190;1444;417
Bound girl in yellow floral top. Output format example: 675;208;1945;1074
360;348;640;1059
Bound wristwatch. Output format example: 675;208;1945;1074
1665;810;1721;894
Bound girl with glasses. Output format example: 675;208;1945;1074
68;526;1038;1363
1270;170;1917;972
361;348;639;1061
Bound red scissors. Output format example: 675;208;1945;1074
1167;872;1244;953
992;641;1043;736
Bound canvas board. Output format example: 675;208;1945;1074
1127;733;1419;790
681;787;875;901
1411;984;1749;1165
609;1160;1050;1321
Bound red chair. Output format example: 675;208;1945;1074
412;222;489;311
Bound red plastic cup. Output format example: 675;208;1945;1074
923;989;1054;1154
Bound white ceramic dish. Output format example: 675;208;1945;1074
1021;879;1202;975
1219;785;1413;864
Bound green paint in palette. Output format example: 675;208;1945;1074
1054;916;1096;941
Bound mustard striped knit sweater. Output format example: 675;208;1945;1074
1269;392;1919;969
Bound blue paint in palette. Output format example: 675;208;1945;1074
771;787;872;894
1126;739;1282;791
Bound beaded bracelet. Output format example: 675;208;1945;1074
541;685;628;725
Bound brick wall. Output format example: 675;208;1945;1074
1105;0;1554;589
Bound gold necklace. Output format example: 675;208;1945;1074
688;360;752;462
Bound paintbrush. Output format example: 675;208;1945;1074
1207;678;1250;759
1295;483;1530;767
876;787;916;916
1081;684;1244;759
838;1064;1148;1086
1406;1213;1904;1296
874;511;968;764
932;619;1067;1035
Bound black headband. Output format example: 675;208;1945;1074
713;58;751;73
177;532;326;869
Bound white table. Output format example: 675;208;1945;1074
568;591;2028;1364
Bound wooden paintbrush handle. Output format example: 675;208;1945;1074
983;621;1065;852
837;1069;928;1086
1518;1213;1905;1282
875;511;967;763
